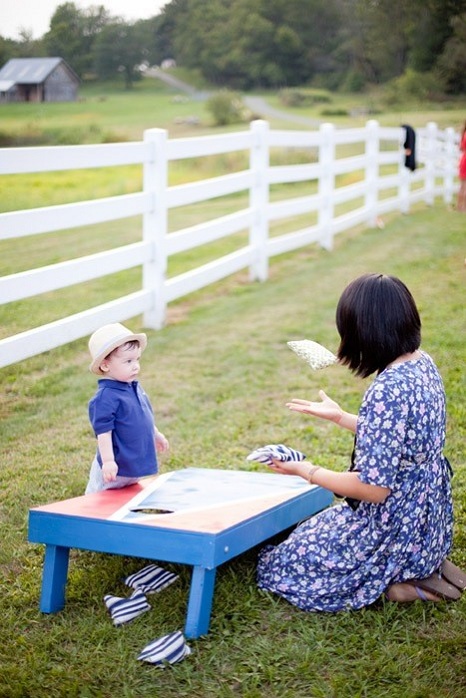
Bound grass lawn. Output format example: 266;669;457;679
0;74;465;147
0;198;465;697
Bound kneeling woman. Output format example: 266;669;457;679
257;273;463;608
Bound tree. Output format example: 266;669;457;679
168;0;343;89
96;0;466;93
93;21;146;88
437;12;466;93
409;0;466;72
0;36;19;66
349;1;420;83
44;3;87;75
15;30;46;58
262;0;342;84
44;3;112;77
5;0;463;93
150;0;190;65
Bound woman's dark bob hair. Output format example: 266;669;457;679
336;273;421;378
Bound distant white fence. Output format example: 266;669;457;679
0;119;459;369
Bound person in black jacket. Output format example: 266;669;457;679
402;124;416;171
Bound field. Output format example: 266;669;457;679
0;71;465;146
0;81;465;697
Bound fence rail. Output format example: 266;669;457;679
0;119;459;369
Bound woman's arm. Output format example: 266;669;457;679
269;459;390;504
286;390;358;433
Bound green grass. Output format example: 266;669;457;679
1;82;465;696
0;74;216;147
267;88;466;132
0;77;204;142
0;200;465;697
1;74;465;148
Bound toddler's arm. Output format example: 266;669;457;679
97;431;118;482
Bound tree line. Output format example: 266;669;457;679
1;0;465;93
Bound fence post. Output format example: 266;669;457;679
444;127;456;205
318;122;335;250
249;119;269;282
142;128;168;329
424;121;437;206
365;120;379;226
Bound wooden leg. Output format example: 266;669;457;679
39;545;70;613
184;566;217;639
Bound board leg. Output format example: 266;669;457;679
39;545;70;613
184;566;217;639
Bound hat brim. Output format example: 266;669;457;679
90;332;147;375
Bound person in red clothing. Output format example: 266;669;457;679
457;121;466;212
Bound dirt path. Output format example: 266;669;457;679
243;95;321;127
146;68;321;126
145;66;208;101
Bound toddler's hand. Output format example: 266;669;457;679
155;431;169;453
102;460;118;483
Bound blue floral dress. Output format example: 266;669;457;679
257;352;453;611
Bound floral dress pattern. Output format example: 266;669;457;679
257;352;453;611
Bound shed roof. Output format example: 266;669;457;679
0;57;79;84
0;80;15;92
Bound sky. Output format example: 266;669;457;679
1;1;169;41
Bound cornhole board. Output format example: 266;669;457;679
28;467;333;638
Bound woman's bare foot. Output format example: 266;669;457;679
386;582;441;603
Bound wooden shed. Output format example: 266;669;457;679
0;57;79;103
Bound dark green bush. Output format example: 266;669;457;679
279;88;331;107
383;69;445;105
320;108;349;117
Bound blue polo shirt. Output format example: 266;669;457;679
89;379;158;478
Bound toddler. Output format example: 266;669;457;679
85;322;169;494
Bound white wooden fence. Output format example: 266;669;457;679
0;119;459;369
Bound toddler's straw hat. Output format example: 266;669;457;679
89;323;147;375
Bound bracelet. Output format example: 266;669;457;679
307;465;321;484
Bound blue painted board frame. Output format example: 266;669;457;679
29;476;333;638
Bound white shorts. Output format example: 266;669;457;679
85;457;139;494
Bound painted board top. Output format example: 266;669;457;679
30;467;316;534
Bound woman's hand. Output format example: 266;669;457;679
269;458;390;503
286;390;358;432
267;458;309;479
286;390;343;422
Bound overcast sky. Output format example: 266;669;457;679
2;1;169;41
